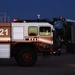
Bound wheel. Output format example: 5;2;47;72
15;46;37;67
58;50;61;56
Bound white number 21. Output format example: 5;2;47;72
0;29;8;35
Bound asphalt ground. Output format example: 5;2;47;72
0;54;75;75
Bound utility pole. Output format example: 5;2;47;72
0;13;6;22
0;13;10;22
0;16;2;22
6;16;10;22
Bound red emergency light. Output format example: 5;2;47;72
13;19;19;22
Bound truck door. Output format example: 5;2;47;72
38;26;53;52
26;26;38;42
0;23;11;58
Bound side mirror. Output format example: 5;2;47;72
52;30;55;32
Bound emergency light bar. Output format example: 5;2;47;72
13;18;53;24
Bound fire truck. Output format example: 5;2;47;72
0;18;61;66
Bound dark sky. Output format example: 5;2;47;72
0;0;75;21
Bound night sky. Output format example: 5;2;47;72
0;0;75;21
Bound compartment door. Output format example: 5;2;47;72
0;44;10;58
0;23;11;58
12;26;24;40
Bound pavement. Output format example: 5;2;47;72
0;54;75;75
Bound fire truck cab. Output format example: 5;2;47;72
0;19;60;66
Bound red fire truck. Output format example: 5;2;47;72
0;18;61;66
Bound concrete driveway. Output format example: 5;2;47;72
0;54;75;75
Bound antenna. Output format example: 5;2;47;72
37;14;40;20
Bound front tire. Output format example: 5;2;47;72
15;46;37;67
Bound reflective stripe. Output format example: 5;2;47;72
29;38;37;41
0;37;10;41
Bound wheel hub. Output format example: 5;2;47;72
23;52;32;62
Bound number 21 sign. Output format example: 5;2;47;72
0;27;10;37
